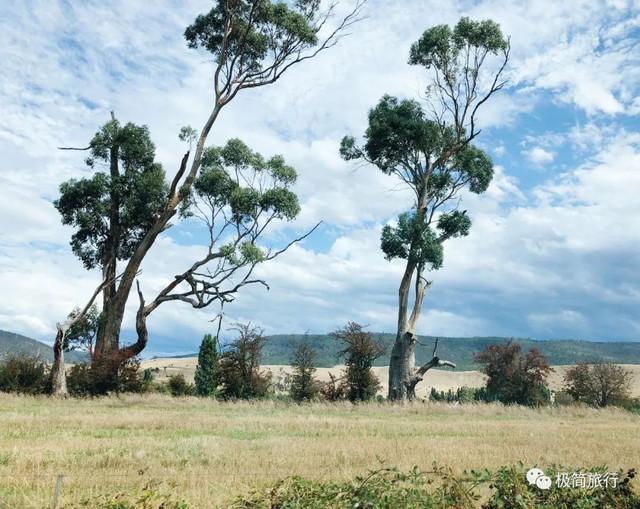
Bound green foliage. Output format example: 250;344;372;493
485;465;639;509
289;340;319;402
409;17;508;70
0;354;49;394
341;18;506;307
194;334;220;397
340;95;452;175
178;125;198;147
67;355;145;396
231;464;640;509
231;465;476;509
319;372;348;402
341;93;493;273
185;1;318;69
333;322;386;402
474;342;552;406
218;324;272;400
563;362;633;408
381;212;444;268
64;305;99;351
54;119;167;270
167;373;195;397
429;386;487;403
182;139;300;270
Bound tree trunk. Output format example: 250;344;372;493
51;327;68;397
387;183;433;401
93;299;124;360
388;331;416;400
388;258;422;401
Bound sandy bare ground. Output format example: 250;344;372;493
141;357;640;398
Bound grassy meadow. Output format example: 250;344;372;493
0;395;639;508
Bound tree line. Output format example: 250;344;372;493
2;329;636;412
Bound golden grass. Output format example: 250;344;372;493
0;394;638;508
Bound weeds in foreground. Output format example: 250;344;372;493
76;464;639;509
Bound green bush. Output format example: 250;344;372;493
71;464;640;508
231;465;480;509
553;390;577;407
218;324;272;400
621;397;640;415
231;464;639;509
194;334;220;397
0;354;49;394
289;340;320;402
167;373;194;397
485;465;639;509
66;356;146;396
429;386;487;403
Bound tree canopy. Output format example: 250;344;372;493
55;119;167;270
341;94;493;274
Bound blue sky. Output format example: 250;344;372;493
1;0;640;355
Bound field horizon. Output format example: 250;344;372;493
141;357;640;400
1;394;639;508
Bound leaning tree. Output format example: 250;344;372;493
52;0;366;394
340;18;510;401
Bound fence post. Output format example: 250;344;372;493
51;474;64;509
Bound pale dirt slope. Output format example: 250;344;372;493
141;357;640;398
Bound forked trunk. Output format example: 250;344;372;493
388;251;430;401
388;258;425;401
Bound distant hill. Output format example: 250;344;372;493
0;330;88;363
260;334;640;370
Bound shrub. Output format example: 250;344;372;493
289;340;320;402
564;361;633;407
319;372;348;402
231;465;640;509
79;480;188;508
332;322;385;402
231;465;479;509
553;390;576;407
429;386;487;403
474;341;552;406
194;334;220;397
167;373;195;397
0;354;49;394
218;324;271;400
67;355;145;396
485;465;639;509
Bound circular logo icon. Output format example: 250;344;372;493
526;468;544;485
536;475;552;490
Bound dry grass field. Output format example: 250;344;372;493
141;358;640;399
0;395;639;508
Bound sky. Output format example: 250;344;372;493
1;0;640;355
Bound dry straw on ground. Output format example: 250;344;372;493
0;394;638;508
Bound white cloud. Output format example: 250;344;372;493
1;0;639;350
523;146;555;165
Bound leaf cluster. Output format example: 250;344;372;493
55;120;168;270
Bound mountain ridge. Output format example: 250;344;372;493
0;330;88;363
158;333;640;371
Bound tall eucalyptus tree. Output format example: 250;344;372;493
341;18;510;400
